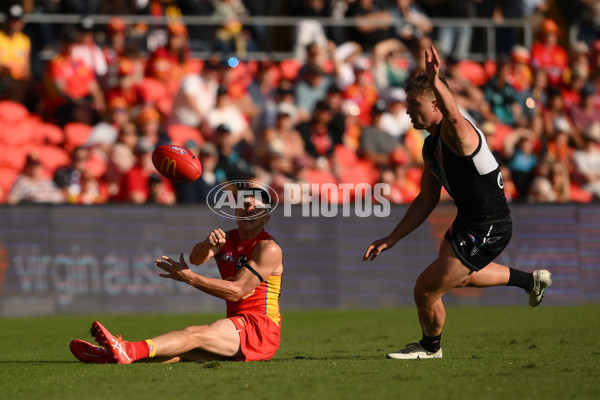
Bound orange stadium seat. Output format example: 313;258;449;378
569;183;593;203
405;166;423;186
36;122;64;145
338;161;379;201
333;144;359;171
483;60;497;80
0;118;36;147
139;77;170;104
37;144;70;174
303;168;338;186
322;59;334;74
458;60;489;87
339;161;379;187
63;122;92;152
279;59;302;81
187;58;203;74
167;124;205;146
0;166;19;201
0;143;35;171
156;96;173;116
302;168;344;203
228;61;252;88
0;100;29;124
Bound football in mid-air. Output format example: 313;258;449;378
152;144;202;182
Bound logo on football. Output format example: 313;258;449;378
169;145;188;155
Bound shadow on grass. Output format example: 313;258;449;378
0;361;80;364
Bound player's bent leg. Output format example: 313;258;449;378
388;243;472;360
461;263;552;306
413;243;472;337
150;318;241;361
460;262;510;288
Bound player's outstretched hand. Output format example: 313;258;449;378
207;229;227;247
425;44;441;84
156;253;192;282
363;237;396;261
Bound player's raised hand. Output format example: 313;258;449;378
425;44;441;83
207;229;227;247
156;253;191;282
363;236;396;261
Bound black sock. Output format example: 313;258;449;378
507;267;534;291
420;333;442;352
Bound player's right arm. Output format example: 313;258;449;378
426;45;477;155
363;162;441;261
189;229;227;265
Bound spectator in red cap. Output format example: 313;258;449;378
136;106;171;147
508;45;533;94
106;57;145;108
343;57;379;126
146;22;191;87
530;18;569;87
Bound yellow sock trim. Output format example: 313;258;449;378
145;339;156;358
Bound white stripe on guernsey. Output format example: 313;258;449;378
467;119;499;176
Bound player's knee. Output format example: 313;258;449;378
413;284;429;304
181;325;212;344
413;282;440;305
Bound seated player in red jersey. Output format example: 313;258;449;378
70;188;283;363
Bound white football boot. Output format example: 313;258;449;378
528;270;552;307
386;342;442;359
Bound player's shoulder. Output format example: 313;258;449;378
254;237;282;258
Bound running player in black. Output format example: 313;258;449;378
363;45;552;359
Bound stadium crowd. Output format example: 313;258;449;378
0;0;599;205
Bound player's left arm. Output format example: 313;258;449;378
156;240;282;302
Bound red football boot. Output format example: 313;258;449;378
70;339;117;364
91;321;135;364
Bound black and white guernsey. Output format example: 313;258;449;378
422;119;510;223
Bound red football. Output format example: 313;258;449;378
152;144;202;182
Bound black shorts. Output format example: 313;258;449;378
444;218;512;271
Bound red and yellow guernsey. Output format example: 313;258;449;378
216;229;282;327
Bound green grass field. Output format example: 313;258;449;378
1;306;599;400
